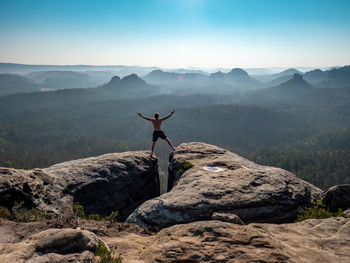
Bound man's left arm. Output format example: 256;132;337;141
137;112;153;121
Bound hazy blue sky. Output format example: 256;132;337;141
1;0;349;68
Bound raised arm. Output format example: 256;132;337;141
137;112;153;121
160;110;175;121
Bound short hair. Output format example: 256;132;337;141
154;112;159;119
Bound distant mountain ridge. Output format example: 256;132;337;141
241;73;315;105
0;62;159;76
319;65;350;88
0;74;42;96
217;68;251;81
103;74;147;87
98;74;158;98
277;73;312;90
256;67;348;87
144;69;208;84
144;68;261;92
0;64;349;97
26;70;97;89
303;69;328;83
253;68;302;83
210;68;261;90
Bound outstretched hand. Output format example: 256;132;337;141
137;112;142;116
171;109;175;114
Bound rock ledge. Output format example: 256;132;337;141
0;151;159;220
128;142;322;230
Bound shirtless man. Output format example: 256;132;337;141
137;110;176;157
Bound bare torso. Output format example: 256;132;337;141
152;119;163;131
137;111;175;155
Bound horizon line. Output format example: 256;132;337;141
0;61;344;70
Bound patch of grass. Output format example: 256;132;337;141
87;213;104;221
1;201;52;222
95;240;123;263
178;160;193;175
296;199;347;222
73;203;85;218
105;210;119;222
0;206;11;219
14;208;52;222
2;200;120;223
73;203;119;222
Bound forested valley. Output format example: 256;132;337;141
1;65;350;191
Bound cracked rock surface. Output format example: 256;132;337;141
0;151;159;220
127;142;322;230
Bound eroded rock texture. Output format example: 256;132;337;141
127;142;322;230
0;228;99;263
139;218;350;263
0;151;159;220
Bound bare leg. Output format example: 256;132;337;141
165;137;175;151
151;141;156;157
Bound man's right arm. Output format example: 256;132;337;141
137;112;153;121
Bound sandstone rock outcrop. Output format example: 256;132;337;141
138;217;350;263
2;217;348;263
0;151;159;220
211;212;245;225
127;142;322;230
324;184;350;212
0;228;99;263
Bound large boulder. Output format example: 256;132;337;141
323;184;350;212
0;151;159;220
0;228;99;263
127;142;322;230
139;218;350;263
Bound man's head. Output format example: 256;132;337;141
154;112;159;119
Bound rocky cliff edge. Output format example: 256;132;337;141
127;142;323;230
0;151;159;221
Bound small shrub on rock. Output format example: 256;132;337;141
297;199;347;222
0;206;11;219
105;210;119;222
178;160;193;175
2;201;52;222
95;240;123;263
73;203;86;218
